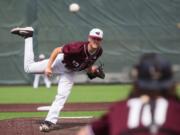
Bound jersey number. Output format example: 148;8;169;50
127;98;168;128
72;60;79;67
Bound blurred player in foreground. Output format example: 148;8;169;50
33;54;51;89
10;27;105;132
77;53;180;135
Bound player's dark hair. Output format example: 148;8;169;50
129;53;179;101
129;83;179;101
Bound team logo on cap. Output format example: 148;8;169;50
96;32;100;35
89;28;103;39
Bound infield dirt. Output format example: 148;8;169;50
0;102;111;135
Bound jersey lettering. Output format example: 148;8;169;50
72;60;79;67
127;98;168;129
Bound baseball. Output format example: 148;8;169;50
69;3;80;12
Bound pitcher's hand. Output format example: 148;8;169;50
45;67;52;77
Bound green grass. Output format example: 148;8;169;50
0;84;131;103
69;85;131;102
0;84;179;120
0;84;130;120
0;111;105;120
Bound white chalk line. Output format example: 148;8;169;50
37;106;93;119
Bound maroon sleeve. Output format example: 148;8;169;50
91;101;128;135
91;114;109;135
62;42;82;55
163;100;180;133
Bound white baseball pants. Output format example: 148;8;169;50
33;74;51;89
24;37;75;124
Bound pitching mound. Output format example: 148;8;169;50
0;117;94;135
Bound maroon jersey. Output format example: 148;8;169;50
91;98;180;135
62;41;103;71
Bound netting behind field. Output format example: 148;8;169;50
1;0;180;84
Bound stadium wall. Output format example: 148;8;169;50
1;0;180;84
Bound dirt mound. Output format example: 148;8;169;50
0;118;94;135
0;102;110;134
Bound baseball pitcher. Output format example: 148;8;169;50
10;27;105;132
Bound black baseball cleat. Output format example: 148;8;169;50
39;120;55;132
10;27;34;38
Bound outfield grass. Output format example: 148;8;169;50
0;111;106;120
0;84;131;103
0;84;131;120
0;84;179;120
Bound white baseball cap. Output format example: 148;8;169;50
89;28;103;39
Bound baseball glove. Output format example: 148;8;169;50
86;63;105;80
